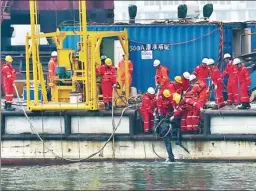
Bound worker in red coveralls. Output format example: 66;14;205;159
181;72;190;94
192;58;210;84
167;76;183;96
47;51;58;101
183;74;207;133
140;87;156;133
118;54;134;95
96;58;117;110
189;74;209;132
170;90;198;133
222;53;240;105
2;55;17;111
197;85;212;122
157;89;176;120
197;85;211;110
233;58;251;109
207;58;225;109
153;59;170;96
189;74;208;98
170;74;209;134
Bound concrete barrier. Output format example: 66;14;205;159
5;116;65;134
1;139;256;162
71;116;130;134
1;109;139;135
203;107;256;134
211;116;256;134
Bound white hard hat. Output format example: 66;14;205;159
233;58;241;65
189;74;196;81
183;72;190;80
51;51;58;57
202;58;208;64
147;87;155;95
206;58;215;66
153;59;161;67
223;53;231;59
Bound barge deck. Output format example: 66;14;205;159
1;101;256;165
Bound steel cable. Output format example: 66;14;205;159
129;28;219;46
13;84;134;162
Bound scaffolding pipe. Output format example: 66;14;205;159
29;0;39;105
25;34;31;106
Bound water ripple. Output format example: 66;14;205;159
2;162;256;190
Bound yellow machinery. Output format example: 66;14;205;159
26;0;130;111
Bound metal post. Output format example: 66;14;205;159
25;34;31;106
29;0;39;105
91;35;97;109
79;0;88;104
124;29;130;99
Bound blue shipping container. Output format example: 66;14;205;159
60;24;241;93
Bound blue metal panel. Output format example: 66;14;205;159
250;70;256;91
60;24;240;92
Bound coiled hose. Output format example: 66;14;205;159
13;84;137;162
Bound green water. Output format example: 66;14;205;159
1;162;256;190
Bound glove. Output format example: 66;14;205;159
215;85;217;90
200;107;204;112
48;82;54;87
183;91;186;95
112;84;117;88
170;116;174;121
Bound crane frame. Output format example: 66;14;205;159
26;0;129;111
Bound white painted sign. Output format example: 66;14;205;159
130;44;170;52
141;50;153;60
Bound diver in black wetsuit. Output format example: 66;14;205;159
159;119;175;162
158;117;183;162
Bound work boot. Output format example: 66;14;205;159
238;103;251;110
4;101;7;110
211;105;218;110
104;102;109;110
6;103;15;111
108;102;113;110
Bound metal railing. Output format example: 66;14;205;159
0;0;11;23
